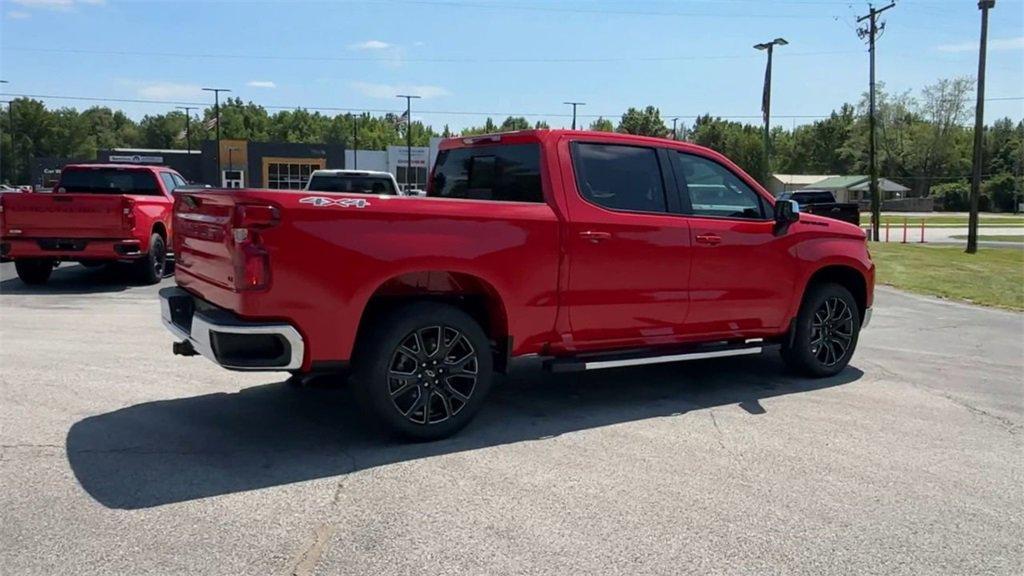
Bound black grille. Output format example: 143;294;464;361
37;239;88;252
167;294;195;334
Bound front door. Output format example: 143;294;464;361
670;150;796;337
561;139;692;352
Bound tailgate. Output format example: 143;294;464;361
1;193;127;238
173;191;237;290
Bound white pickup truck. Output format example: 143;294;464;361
305;170;404;195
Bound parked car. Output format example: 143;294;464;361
0;164;183;285
305;169;400;195
778;189;860;226
160;130;874;440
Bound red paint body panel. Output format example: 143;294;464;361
170;130;874;372
0;164;178;260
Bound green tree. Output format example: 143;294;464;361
499;116;530;131
589;117;614;132
617;106;668;137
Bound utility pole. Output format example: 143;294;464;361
396;95;421;191
858;2;896;242
754;38;788;185
352;113;359;169
4;100;15;185
967;0;995;254
202;87;231;184
564;101;585;130
175;106;194;155
671;117;680;140
0;80;7;184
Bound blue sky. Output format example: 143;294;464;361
1;0;1022;132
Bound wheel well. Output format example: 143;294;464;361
805;265;867;320
354;271;511;372
152;222;167;241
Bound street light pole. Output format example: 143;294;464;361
564;101;585;130
967;0;995;254
671;117;680;140
754;37;787;186
0;80;7;184
352;113;359;170
202;87;231;184
396;95;421;191
175;106;194;155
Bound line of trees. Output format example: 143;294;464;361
2;77;1021;210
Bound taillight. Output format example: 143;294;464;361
231;204;279;291
122;197;135;230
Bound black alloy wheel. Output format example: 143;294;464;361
387;325;479;425
810;296;856;368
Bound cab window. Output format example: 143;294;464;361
572;143;667;213
675;153;765;219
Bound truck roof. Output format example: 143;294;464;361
310;169;394;177
439;129;722;157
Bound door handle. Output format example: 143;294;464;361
695;233;722;246
579;230;611;243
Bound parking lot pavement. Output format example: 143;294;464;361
1;262;1021;576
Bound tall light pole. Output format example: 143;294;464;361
396;95;421;191
0;80;7;184
671;117;680;140
564;101;585;130
858;2;896;242
202;87;230;183
352;113;359;169
754;37;787;185
967;0;995;254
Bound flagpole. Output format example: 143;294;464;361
754;38;787;186
396;95;421;192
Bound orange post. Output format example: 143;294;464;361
902;217;908;243
920;220;926;243
885;222;890;242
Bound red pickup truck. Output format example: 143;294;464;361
160;130;874;439
1;164;181;285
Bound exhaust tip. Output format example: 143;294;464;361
172;340;197;357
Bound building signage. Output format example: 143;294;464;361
386;146;429;168
109;154;164;163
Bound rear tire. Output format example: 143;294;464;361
351;302;493;441
134;233;167;285
781;283;861;377
15;259;54;285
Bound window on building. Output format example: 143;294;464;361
572;143;667;213
431;143;543;203
266;161;320;190
675;152;765;219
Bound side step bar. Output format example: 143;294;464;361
544;339;778;373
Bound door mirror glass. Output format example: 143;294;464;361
774;199;800;232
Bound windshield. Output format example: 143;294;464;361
58;168;161;195
306;174;397;195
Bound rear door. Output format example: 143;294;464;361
670;151;796;336
561;138;692;350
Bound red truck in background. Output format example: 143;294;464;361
160;130;874;440
0;164;183;285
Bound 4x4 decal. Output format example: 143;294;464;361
299;196;371;208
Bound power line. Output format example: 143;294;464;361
372;0;840;18
1;46;863;64
0;92;836;121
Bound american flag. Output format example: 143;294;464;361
204;116;218;130
394;110;409;127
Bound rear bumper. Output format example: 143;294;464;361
0;237;145;261
159;286;305;371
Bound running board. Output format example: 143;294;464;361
544;339;777;373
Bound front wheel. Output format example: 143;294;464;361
351;302;493;441
15;259;55;285
781;283;861;377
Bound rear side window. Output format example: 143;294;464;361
430;144;543;203
307;174;397;195
59;168;160;196
572;143;667;213
675;153;765;219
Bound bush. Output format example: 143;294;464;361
982;173;1022;212
929;182;969;211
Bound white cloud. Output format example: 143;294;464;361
7;10;31;18
126;81;205;101
349;81;450;99
937;36;1024;53
349;40;392;51
246;80;277;89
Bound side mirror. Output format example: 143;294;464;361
774;199;800;234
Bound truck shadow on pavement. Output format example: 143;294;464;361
0;263;147;295
66;354;862;510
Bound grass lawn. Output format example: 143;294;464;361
870;243;1024;310
859;214;1024;227
949;234;1024;243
